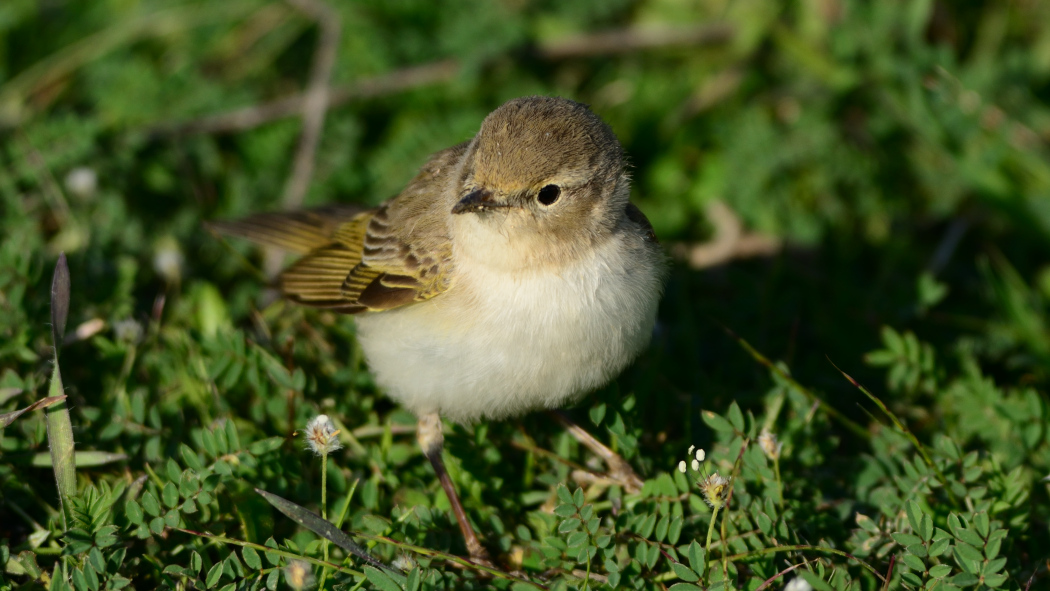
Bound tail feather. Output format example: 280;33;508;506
205;204;366;254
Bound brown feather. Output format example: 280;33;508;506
207;144;466;314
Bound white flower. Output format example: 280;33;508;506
678;460;687;473
303;414;342;456
700;472;732;509
784;576;813;591
759;429;783;461
283;560;313;590
392;555;416;571
691;459;700;471
688;444;696;456
695;448;706;462
113;318;143;344
64;166;97;200
153;236;184;284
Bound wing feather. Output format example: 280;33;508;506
207;142;468;314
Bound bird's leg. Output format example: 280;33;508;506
550;410;644;493
416;413;492;564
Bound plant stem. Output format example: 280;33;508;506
704;506;720;586
773;457;784;511
318;452;330;589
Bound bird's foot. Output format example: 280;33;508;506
417;413;494;567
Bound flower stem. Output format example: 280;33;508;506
704;506;720;586
773;457;784;511
318;452;330;589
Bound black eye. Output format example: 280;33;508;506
537;184;561;205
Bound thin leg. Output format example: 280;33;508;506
416;413;492;564
550;410;644;493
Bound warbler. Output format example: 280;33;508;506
211;96;666;560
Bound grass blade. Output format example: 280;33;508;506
718;322;869;440
0;395;66;428
827;357;958;507
254;488;399;575
46;254;77;516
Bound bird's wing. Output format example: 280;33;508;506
205;204;366;254
210;142;468;314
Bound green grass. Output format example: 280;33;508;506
2;1;1050;589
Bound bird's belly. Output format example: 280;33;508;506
353;254;660;422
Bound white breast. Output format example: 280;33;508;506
353;233;663;423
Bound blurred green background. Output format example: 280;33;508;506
2;0;1050;588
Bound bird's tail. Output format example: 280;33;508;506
205;204;366;254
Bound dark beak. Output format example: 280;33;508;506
452;188;507;215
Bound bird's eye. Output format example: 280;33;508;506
537;184;561;205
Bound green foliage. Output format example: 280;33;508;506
3;0;1050;589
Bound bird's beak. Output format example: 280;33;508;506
452;188;510;215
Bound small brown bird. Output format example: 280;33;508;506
210;96;666;562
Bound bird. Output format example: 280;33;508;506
208;96;666;563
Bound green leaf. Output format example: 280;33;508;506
668;585;704;591
900;553;925;572
566;532;588;548
671;561;699;582
972;512;989;538
572;487;584;507
955;528;986;549
726;402;745;432
928;564;951;578
985;534;1002;560
701;410;735;433
553;504;576;517
983;573;1008;587
556;485;573;506
855;513;879;533
637;513;657;538
929;537;951;557
905;501;923;533
953;542;984;573
668;515;684;545
64;528;94;555
242;547;261;570
686;541;705;575
756;512;773;535
655;515;670;542
892;533;922;547
950;572;979;586
179;444;204;472
94;525;119;548
559;518;581;533
205;562;223;588
140;491;160;517
162;482;179;508
163;509;180;528
364;565;403;591
646;542;660;569
248;437;285;455
71;568;87;591
263;538;281;566
589;403;606;425
918;514;933;542
124;499;143;525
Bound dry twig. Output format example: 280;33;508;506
671;200;782;269
280;0;341;210
157;23;734;136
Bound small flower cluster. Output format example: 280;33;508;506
284;560;314;590
677;445;731;510
758;429;782;461
303;414;342;456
